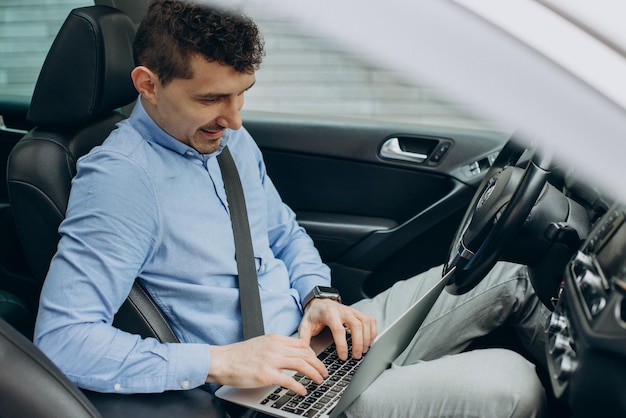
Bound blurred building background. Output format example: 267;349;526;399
0;0;492;128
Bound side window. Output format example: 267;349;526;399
0;0;89;104
242;5;494;130
0;1;493;132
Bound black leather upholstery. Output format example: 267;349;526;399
0;290;34;339
0;318;102;417
27;7;136;128
7;6;178;343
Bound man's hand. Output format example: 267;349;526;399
298;299;377;361
207;334;327;396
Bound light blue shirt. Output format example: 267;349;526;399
34;99;331;394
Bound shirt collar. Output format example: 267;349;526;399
129;97;231;160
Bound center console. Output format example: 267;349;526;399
546;204;626;416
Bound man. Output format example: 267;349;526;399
35;1;549;416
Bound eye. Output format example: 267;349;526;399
200;97;220;104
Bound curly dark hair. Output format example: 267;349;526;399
133;0;265;85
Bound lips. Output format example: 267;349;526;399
199;128;224;140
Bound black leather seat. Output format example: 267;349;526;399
7;5;177;343
0;317;102;417
0;290;34;339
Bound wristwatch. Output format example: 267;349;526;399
302;285;342;308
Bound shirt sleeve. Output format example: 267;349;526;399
34;150;211;393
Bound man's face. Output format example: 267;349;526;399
146;55;255;154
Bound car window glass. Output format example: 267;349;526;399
0;0;89;105
241;5;500;131
1;1;499;132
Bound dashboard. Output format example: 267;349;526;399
546;203;626;416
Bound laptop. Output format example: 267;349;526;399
216;267;454;418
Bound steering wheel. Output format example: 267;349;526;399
444;137;552;295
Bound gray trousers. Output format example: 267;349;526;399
343;262;550;418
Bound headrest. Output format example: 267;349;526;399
27;6;137;129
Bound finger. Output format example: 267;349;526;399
298;320;312;346
281;349;327;384
356;316;369;357
302;346;328;381
274;373;308;396
301;358;327;384
327;322;349;360
355;313;375;353
368;315;378;348
345;319;364;359
279;338;328;377
344;312;377;357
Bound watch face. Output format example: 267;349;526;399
304;286;341;308
318;286;337;294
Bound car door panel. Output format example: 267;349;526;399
243;112;507;302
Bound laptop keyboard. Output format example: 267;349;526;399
259;334;365;417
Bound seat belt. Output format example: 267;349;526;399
217;146;265;340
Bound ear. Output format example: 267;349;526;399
131;66;159;105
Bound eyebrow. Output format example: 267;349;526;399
196;80;256;100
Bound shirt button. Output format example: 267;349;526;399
181;380;190;389
113;383;122;391
186;151;194;156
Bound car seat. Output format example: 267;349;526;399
0;317;102;417
6;5;177;343
0;290;34;339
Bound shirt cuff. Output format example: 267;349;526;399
166;343;211;390
293;275;331;307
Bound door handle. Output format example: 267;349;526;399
380;137;428;163
0;115;28;134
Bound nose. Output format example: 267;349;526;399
216;95;243;130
